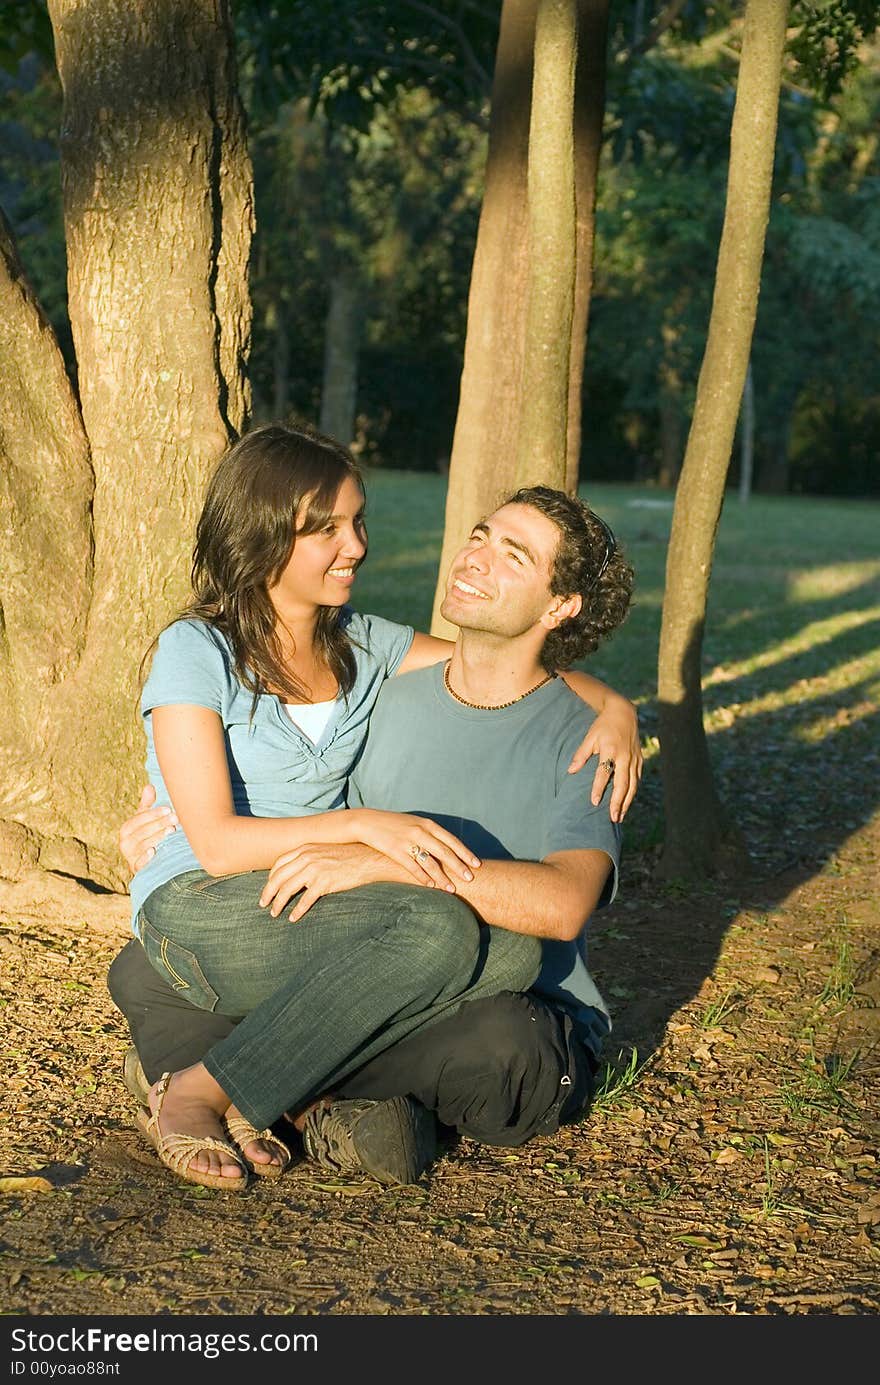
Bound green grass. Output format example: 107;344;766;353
591;1045;649;1110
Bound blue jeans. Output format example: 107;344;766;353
138;871;541;1130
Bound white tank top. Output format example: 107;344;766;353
282;697;337;744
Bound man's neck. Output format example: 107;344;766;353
446;633;549;708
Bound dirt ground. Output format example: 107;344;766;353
1;798;878;1317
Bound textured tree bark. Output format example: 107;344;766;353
430;0;535;636
657;0;789;881
432;0;604;634
319;271;361;446
515;0;578;489
0;0;253;887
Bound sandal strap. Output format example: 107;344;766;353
225;1115;290;1163
146;1072;246;1178
152;1127;246;1178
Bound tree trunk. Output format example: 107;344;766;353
429;0;535;636
273;303;290;420
738;359;755;502
432;0;604;634
515;0;578;488
657;392;682;489
0;0;253;888
319;270;361;446
566;1;610;493
656;0;788;881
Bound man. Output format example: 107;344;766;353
111;485;634;1183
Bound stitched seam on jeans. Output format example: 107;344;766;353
159;935;190;991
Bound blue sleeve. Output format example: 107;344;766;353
355;612;414;677
141;620;232;717
544;727;621;908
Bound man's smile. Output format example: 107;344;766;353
451;577;490;600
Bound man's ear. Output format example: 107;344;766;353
543;592;582;630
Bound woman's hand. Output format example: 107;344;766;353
118;784;178;874
260;843;409;922
353;809;481;890
567;695;642;823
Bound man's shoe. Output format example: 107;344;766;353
301;1096;437;1186
122;1045;151;1106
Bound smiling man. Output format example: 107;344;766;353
112;485;635;1183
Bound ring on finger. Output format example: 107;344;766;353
409;844;431;864
600;758;615;773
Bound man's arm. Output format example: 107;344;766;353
260;842;610;939
440;849;611;941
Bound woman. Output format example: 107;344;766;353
123;422;641;1191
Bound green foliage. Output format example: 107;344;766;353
0;0;53;74
235;0;496;129
3;1;878;494
789;0;880;99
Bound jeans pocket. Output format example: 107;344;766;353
167;869;256;898
138;916;220;1013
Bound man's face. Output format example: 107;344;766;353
441;502;571;639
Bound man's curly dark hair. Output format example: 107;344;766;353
503;486;634;672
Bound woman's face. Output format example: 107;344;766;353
268;474;367;618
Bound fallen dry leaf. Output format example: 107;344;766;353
0;1176;54;1194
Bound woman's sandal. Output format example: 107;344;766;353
224;1114;292;1179
135;1072;248;1193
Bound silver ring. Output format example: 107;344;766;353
409;845;430;864
600;759;615;773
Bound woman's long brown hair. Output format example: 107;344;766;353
144;422;364;704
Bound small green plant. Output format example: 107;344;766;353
699;986;740;1029
815;928;857;1014
754;1138;805;1222
592;1046;648;1110
779;1045;860;1119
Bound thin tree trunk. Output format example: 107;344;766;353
566;0;610;493
319;271;361;446
739;359;755;502
273;302;290;419
656;0;789;881
657;393;682;489
0;0;253;887
515;0;578;488
430;0;536;636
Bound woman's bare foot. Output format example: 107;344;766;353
147;1065;243;1181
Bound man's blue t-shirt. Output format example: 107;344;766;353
348;663;621;1055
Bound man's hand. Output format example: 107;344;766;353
119;784;178;875
259;842;410;923
567;695;642;823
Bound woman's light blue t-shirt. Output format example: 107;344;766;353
129;610;413;927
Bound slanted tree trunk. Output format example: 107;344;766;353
319;270;361;446
431;0;608;634
0;0;253;889
656;0;788;880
